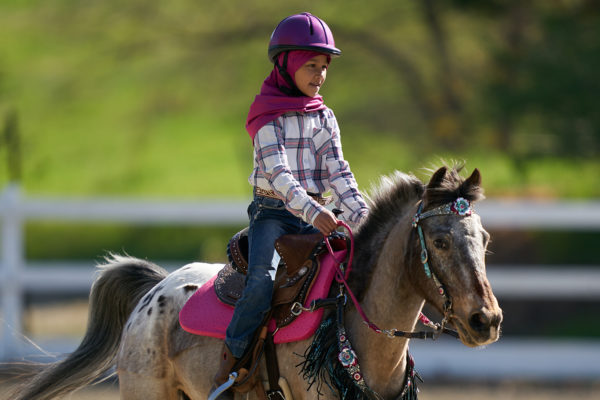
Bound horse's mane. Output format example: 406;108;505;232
348;165;484;301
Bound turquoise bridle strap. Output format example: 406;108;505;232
416;224;432;278
417;221;446;297
412;198;473;298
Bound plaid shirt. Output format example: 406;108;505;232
249;108;368;226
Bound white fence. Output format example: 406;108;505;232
2;183;600;369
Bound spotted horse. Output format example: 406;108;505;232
10;165;502;400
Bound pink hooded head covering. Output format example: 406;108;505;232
245;50;329;141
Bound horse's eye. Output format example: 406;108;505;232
433;239;448;250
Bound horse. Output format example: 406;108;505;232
8;165;502;400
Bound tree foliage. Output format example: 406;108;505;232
0;0;598;197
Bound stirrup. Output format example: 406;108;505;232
208;372;238;400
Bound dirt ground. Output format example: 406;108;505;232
3;381;599;400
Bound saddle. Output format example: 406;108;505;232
179;229;349;399
216;228;346;328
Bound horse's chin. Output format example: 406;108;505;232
452;318;501;348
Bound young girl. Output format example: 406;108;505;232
213;12;369;395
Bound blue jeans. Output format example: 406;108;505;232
225;194;318;358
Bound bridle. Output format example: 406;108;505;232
320;197;475;340
411;196;474;337
298;198;474;400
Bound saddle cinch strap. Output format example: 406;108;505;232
217;229;347;328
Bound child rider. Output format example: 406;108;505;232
212;12;369;397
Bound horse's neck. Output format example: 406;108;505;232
346;221;424;398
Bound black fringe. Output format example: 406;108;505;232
297;315;342;397
298;314;420;400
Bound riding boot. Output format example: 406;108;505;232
208;343;239;399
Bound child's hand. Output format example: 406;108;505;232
314;209;339;236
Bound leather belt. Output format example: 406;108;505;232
254;187;333;206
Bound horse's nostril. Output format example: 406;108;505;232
469;311;490;332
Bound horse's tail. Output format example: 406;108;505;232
9;254;168;400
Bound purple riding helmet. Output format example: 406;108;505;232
268;12;341;63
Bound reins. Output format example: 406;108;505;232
324;220;458;340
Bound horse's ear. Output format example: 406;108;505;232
464;168;481;189
427;166;448;189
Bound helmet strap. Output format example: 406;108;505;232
275;52;304;97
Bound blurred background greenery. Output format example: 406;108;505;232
1;0;598;198
0;0;599;342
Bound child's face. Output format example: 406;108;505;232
294;55;329;97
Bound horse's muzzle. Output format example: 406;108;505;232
461;306;503;346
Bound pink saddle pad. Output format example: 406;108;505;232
179;249;346;344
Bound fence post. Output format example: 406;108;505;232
0;183;24;360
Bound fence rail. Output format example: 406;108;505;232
16;263;600;299
2;184;600;361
